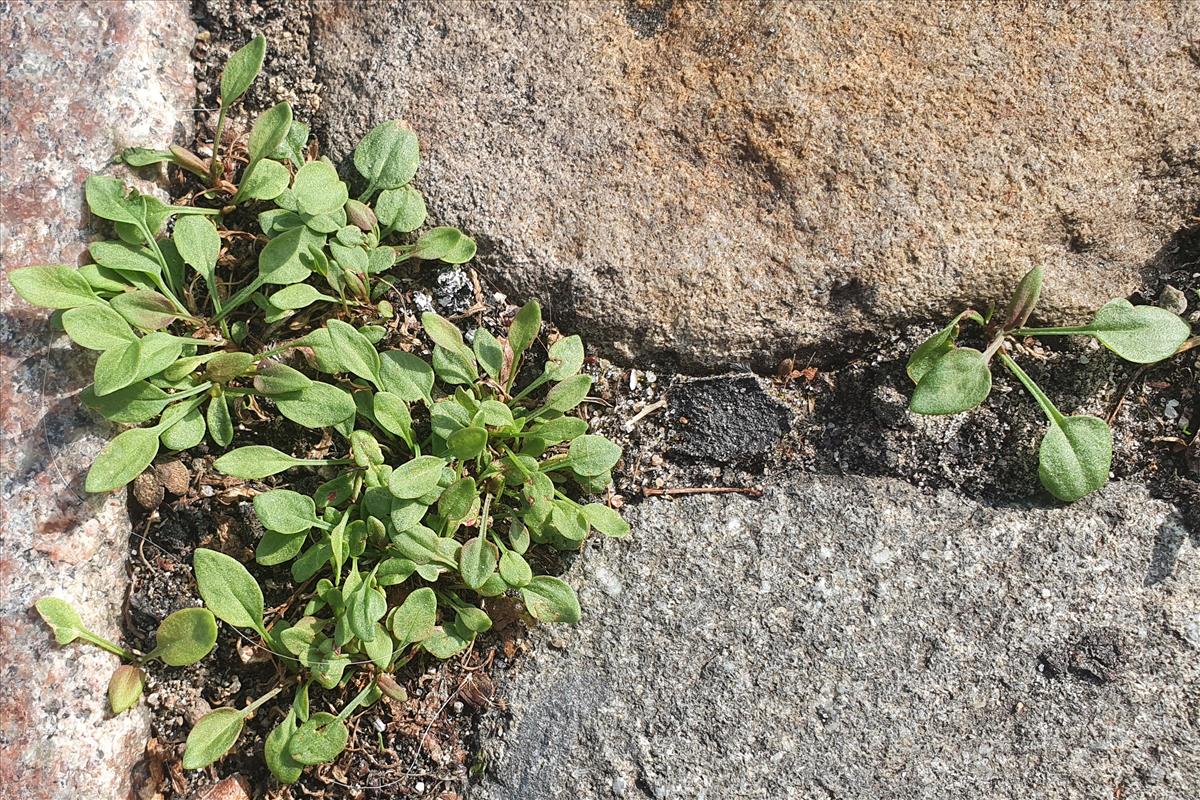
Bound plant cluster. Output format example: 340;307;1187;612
907;266;1192;502
22;35;626;784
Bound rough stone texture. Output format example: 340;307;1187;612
0;2;195;798
474;478;1198;799
292;0;1200;369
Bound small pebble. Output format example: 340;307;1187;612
612;776;627;797
1158;285;1187;315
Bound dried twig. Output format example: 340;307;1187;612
623;398;666;431
642;485;763;498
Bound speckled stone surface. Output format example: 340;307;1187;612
0;2;195;798
474;478;1199;799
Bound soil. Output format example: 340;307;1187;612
113;8;1199;800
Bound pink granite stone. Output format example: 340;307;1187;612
0;2;195;798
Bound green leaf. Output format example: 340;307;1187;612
268;283;336;309
160;406;206;451
581;503;629;537
172;216;221;281
248;101;293;165
438;477;476;521
292;160;348;216
456;605;492;634
568;434;621;477
9;265;101;309
214;445;306;479
388;455;447;500
499;551;533;588
61;304;135;350
327;319;381;383
93;332;182;396
182;708;244;770
432;344;478;385
422;622;473;659
264;710;303;784
351;430;384;467
473;328;504;380
89;241;161;276
85;427;159;492
549;503;589;542
253;361;312;395
375;185;426;233
288;712;348;766
906;310;984;383
220;33;266;106
373;392;414;442
447;426;488;460
422;312;466;350
508;300;541;357
82;381;171;424
353;120;419;195
256;530;305;566
363;623;393;669
542;374;593;413
909;348;992;415
459;536;498;589
379;350;434;403
34;597;90;644
529;416;588;445
1084;299;1191;364
238;158;290;200
193;548;265;634
521;576;581;624
120;147;173;167
84;175;140;225
544;335;584;380
254;489;317;534
207;394;235;447
110;290;179;330
478;400;514;428
391;524;455;566
414;226;476;263
999;266;1043;331
275;381;356;428
108;665;144;714
205;352;255;384
270;119;310;166
390;587;436;647
257;226;313;285
150;608;217;666
1039;415;1113;502
389;498;428;534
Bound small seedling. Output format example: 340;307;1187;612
907;266;1191;501
34;597;216;714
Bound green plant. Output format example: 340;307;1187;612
907;266;1191;501
9;35;475;492
187;301;626;780
26;33;628;786
34;598;216;714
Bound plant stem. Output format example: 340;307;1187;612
80;630;135;661
1010;326;1094;336
209;103;228;185
997;352;1064;426
241;684;283;717
214;274;265;322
